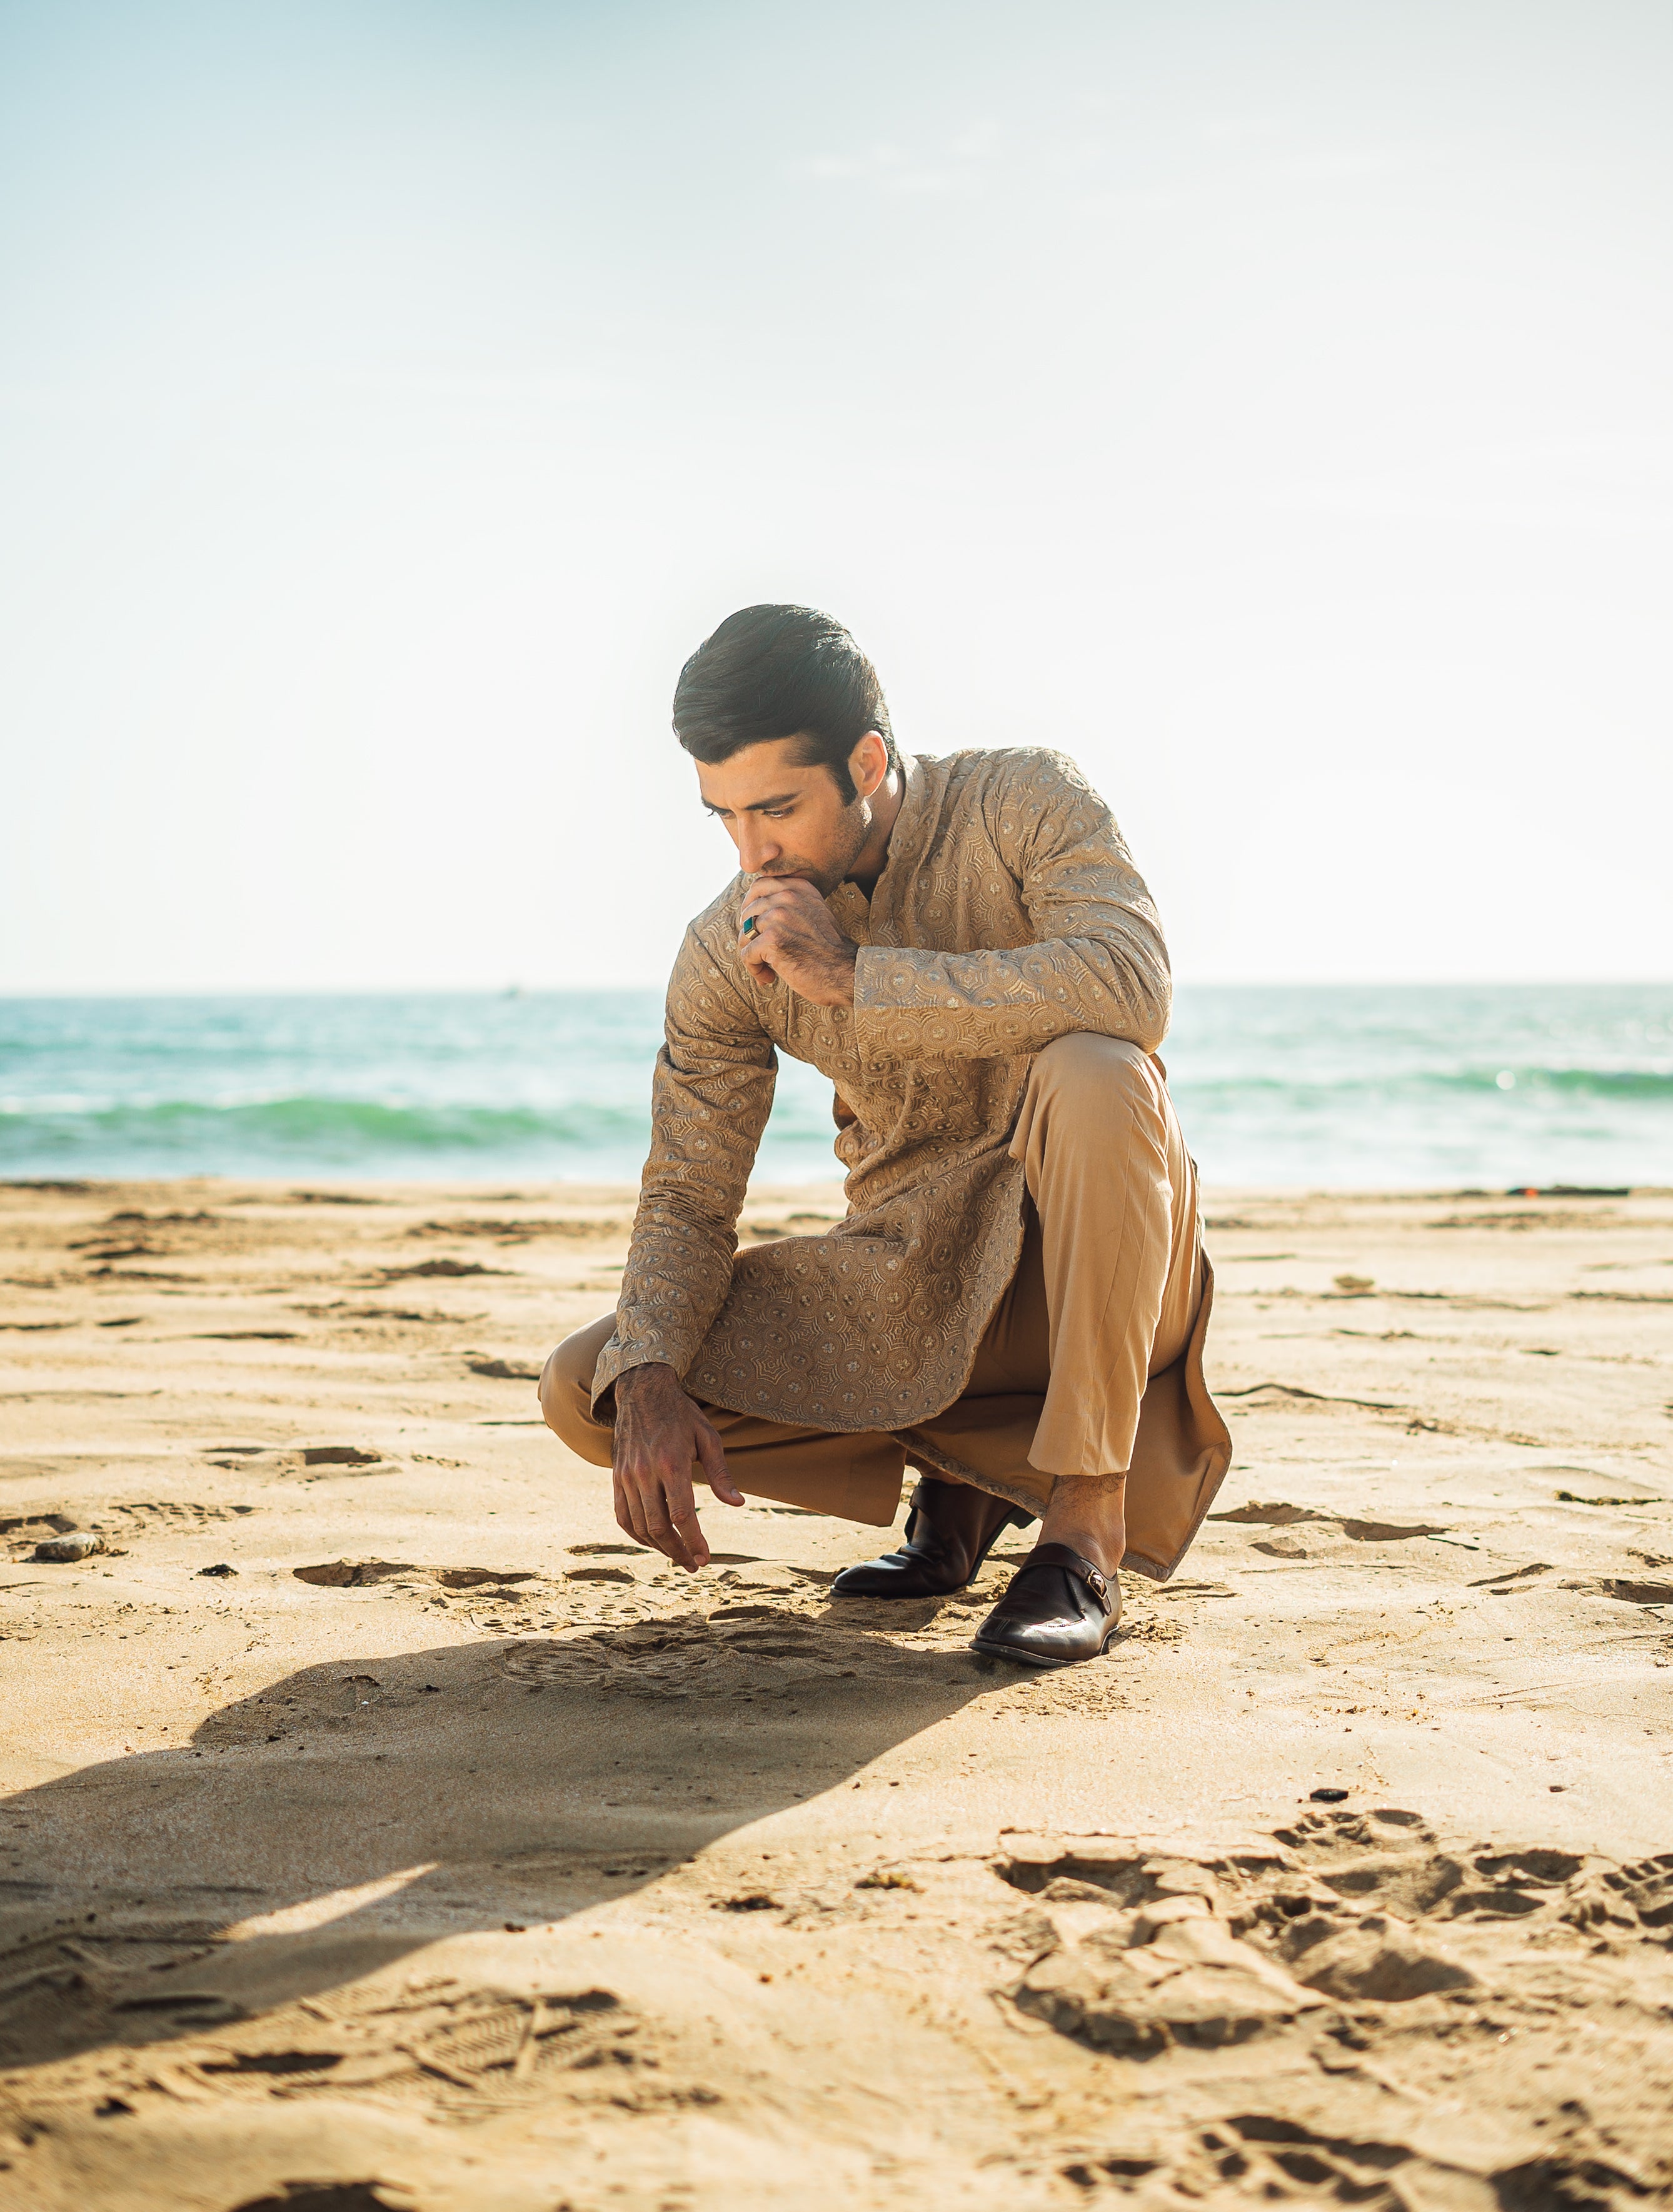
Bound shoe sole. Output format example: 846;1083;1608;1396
970;1617;1122;1670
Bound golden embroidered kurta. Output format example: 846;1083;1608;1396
592;746;1183;1438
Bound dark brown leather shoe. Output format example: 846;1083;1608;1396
831;1478;1035;1599
970;1542;1121;1667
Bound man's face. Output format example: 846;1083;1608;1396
696;734;883;896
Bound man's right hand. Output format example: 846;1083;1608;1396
610;1362;744;1571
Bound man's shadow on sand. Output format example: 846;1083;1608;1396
0;1606;1000;2073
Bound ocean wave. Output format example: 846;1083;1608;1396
0;1090;845;1177
1172;1065;1673;1101
0;1093;657;1163
3;1066;1669;1154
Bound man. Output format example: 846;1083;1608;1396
541;605;1230;1667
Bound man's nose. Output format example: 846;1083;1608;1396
733;823;781;873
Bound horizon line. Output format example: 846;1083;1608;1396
3;977;1671;1003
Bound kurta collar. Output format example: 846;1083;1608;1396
830;750;925;945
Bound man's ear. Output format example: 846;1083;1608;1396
852;730;888;801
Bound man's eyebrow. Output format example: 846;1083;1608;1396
703;790;803;815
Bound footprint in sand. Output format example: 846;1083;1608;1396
291;1561;538;1591
996;1805;1673;2073
1210;1500;1448;1541
499;1613;954;1699
6;1500;250;1561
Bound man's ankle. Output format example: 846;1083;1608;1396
1042;1526;1124;1577
1039;1475;1127;1577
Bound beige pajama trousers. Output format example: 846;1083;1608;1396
543;1033;1230;1575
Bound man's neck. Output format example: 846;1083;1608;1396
844;766;905;899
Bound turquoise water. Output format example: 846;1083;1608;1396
1;985;1669;1190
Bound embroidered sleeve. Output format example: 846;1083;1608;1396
850;751;1171;1061
590;927;776;1407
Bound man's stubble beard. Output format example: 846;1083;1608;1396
756;798;872;900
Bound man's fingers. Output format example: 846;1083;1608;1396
743;872;817;901
694;1417;744;1507
615;1463;701;1572
642;1502;700;1571
613;1466;676;1558
628;1499;691;1569
668;1502;709;1572
608;1382;731;1570
741;883;821;926
613;1474;647;1546
656;1466;706;1569
741;914;794;962
741;893;811;923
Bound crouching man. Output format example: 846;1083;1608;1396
541;604;1230;1667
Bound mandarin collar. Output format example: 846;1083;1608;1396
829;752;923;944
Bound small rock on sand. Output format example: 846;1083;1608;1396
34;1533;103;1563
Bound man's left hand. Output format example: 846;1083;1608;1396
740;876;858;1007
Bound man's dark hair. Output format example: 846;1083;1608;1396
672;604;897;805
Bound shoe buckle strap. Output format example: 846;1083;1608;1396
1027;1542;1113;1612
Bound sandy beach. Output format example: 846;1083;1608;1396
2;1176;1671;2211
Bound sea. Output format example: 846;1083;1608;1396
1;984;1669;1192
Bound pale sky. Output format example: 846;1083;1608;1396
3;0;1669;993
